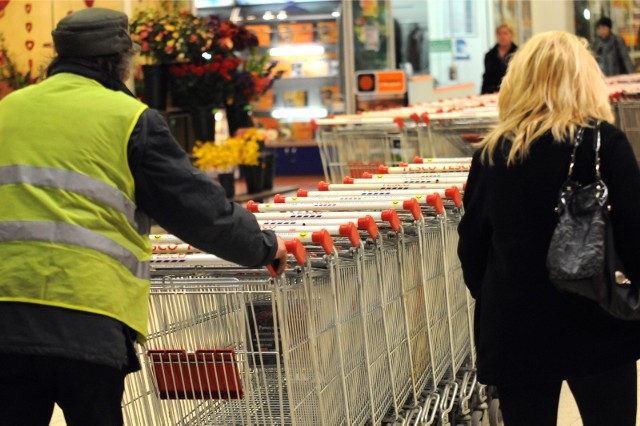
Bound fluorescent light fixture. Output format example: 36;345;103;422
272;107;328;119
583;8;590;20
263;11;275;20
270;44;326;57
331;11;340;17
202;52;213;60
246;15;256;21
195;0;234;7
277;11;287;19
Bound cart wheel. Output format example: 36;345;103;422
488;399;503;426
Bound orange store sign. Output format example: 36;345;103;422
356;70;406;94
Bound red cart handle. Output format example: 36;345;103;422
266;238;306;277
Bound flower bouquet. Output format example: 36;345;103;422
192;128;267;195
168;56;241;108
166;16;262;109
129;8;213;64
191;132;261;172
129;6;215;109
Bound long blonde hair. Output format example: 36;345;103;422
480;31;614;165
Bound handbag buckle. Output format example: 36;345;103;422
594;181;609;206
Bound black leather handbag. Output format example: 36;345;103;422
546;122;640;320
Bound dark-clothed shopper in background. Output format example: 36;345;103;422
591;16;635;76
458;31;640;426
0;8;287;426
480;24;518;94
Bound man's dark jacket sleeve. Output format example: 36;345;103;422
128;109;277;267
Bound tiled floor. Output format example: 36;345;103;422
47;176;640;425
48;365;640;425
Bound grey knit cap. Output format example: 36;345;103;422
52;8;137;57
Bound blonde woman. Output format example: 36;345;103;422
458;31;640;425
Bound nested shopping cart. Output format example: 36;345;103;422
288;170;477;424
312;115;424;184
249;198;423;424
122;237;365;426
312;99;497;184
248;189;465;426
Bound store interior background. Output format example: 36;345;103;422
3;3;640;423
0;0;637;185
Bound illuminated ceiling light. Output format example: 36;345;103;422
277;11;287;20
263;11;275;20
583;9;591;20
331;11;340;17
247;15;256;21
269;44;326;57
272;108;328;120
202;52;212;60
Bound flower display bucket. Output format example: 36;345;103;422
190;106;216;142
142;64;168;110
226;104;254;137
262;152;276;190
217;172;236;199
241;164;264;194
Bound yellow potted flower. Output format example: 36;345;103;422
191;129;263;197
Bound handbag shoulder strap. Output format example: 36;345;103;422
593;120;602;179
565;122;602;181
566;127;585;180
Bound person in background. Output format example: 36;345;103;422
0;8;287;425
459;31;640;426
591;16;635;76
481;24;518;94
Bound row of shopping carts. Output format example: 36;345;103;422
120;157;500;426
312;73;640;186
311;95;497;184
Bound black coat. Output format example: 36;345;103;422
458;122;640;386
481;43;517;94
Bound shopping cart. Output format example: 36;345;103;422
615;99;640;163
415;110;496;159
122;239;364;426
312;115;423;184
293;173;478;425
248;191;461;425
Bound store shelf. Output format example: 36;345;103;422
257;43;339;52
229;0;342;176
275;75;338;82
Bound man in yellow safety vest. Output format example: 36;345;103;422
0;8;287;425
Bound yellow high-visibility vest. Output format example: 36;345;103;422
0;73;151;340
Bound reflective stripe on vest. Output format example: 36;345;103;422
0;221;149;279
0;165;143;233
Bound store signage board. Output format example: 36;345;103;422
430;39;452;53
355;70;406;95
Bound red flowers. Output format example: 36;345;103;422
142;13;275;108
